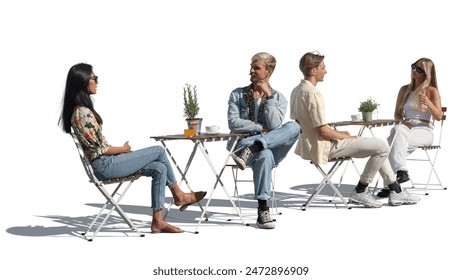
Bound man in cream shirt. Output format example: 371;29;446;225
290;51;420;207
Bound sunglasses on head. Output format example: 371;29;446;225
90;76;98;83
411;63;424;74
312;50;322;56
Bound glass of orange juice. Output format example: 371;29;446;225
184;129;196;137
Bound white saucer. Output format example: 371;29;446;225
204;131;220;135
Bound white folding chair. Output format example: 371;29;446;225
70;129;145;241
227;164;281;219
408;106;447;195
302;157;360;210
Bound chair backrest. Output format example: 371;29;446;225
70;128;142;185
70;128;101;185
435;106;447;146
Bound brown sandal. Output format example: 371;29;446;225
176;191;207;211
151;224;184;234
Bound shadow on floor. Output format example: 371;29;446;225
5;183;358;238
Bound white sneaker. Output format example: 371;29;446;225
388;190;421;206
349;190;383;208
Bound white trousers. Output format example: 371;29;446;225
329;137;396;186
387;124;434;173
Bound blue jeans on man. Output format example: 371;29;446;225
229;121;300;200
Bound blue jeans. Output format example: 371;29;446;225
230;121;300;200
91;146;176;209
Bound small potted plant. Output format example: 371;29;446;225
358;96;379;122
183;83;202;134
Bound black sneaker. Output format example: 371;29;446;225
397;170;410;184
256;207;275;229
376;188;390;198
231;147;252;170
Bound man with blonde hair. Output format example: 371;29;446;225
227;52;300;229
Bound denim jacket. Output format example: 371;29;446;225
226;85;287;150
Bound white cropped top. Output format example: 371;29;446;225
403;91;433;128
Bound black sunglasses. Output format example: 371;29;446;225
90;76;98;83
411;63;424;74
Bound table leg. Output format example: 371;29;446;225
194;139;249;233
158;140;207;219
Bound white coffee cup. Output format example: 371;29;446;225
205;125;220;133
351;114;362;122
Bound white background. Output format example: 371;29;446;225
1;0;460;279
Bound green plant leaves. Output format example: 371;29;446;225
183;83;200;119
358;96;379;112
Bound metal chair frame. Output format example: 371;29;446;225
70;129;145;241
227;164;281;218
408;106;447;195
302;157;361;210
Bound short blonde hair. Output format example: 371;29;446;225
251;52;277;71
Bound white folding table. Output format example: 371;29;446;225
151;133;249;233
329;119;401;139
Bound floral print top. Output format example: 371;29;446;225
71;106;111;160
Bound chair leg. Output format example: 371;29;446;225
425;150;445;191
83;181;144;241
410;149;445;195
302;161;351;210
420;150;444;195
232;166;243;217
302;180;329;210
269;166;281;220
229;165;280;219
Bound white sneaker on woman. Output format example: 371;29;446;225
388;190;421;206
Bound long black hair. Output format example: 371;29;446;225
58;63;103;133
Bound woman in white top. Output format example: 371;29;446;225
377;58;443;197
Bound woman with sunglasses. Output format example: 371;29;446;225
377;58;443;197
58;63;207;233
